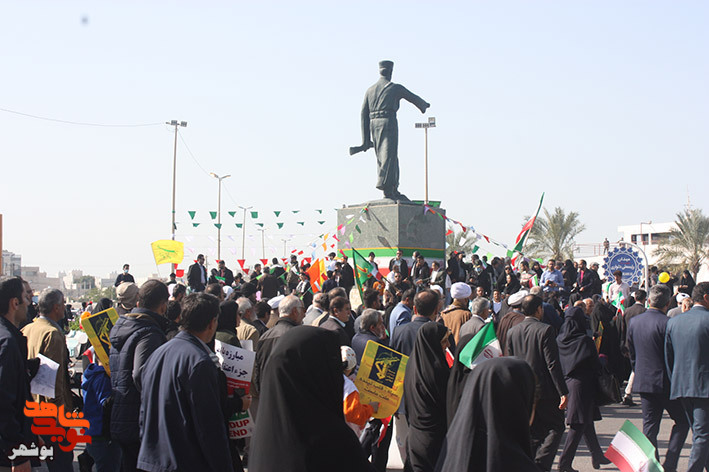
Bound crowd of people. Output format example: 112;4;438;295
1;249;708;472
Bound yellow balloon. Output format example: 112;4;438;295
659;272;670;284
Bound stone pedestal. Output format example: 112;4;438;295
337;200;446;276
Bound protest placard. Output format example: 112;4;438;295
354;340;408;419
214;340;255;439
80;308;119;374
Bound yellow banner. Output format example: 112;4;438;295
151;239;184;265
354;340;408;419
80;308;119;375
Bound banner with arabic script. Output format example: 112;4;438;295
214;340;255;439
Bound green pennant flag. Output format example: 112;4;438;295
485;252;494;260
352;248;375;302
506;250;514;258
277;223;284;229
173;223;177;230
349;233;354;243
472;245;479;254
209;211;217;220
274;211;281;217
355;225;361;233
214;223;222;229
297;221;305;226
192;223;200;227
235;223;243;228
256;223;264;228
315;209;322;214
228;211;236;218
251;211;258;219
293;210;300;214
317;221;325;225
188;211;196;220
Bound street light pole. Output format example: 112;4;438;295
166;120;187;241
166;120;187;272
414;117;436;204
210;173;231;262
238;206;253;261
282;238;291;258
257;228;266;260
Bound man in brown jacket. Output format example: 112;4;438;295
440;282;472;344
22;288;74;471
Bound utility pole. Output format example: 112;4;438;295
210;173;231;261
257;228;266;260
281;238;291;258
414;117;436;204
239;206;253;260
166;120;187;272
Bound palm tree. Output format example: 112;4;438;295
446;227;477;256
654;208;709;279
525;207;586;261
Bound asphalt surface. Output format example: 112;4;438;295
386;399;693;471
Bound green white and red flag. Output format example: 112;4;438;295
605;420;664;472
458;322;501;369
611;291;626;315
513;192;545;253
530;274;540;287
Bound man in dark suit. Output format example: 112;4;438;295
620;289;647;406
320;296;352;347
666;281;709;472
389;249;410;281
216;260;234;287
186;254;208;292
507;294;568;472
628;284;689;472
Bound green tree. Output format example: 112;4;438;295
446;227;477;256
79;286;116;303
525;207;586;261
654;208;709;279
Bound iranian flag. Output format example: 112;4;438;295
513;192;545;253
458;323;502;368
530;274;540;287
611;291;626;315
605;420;663;472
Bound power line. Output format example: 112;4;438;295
0;106;163;128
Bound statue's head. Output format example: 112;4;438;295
379;60;394;79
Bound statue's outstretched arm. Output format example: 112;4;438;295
400;86;430;114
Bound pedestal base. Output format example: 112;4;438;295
337;200;446;276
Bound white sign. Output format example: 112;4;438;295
30;353;58;398
214;340;255;439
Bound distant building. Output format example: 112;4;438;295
20;266;64;292
1;250;21;277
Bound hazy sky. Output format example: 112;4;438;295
1;1;707;278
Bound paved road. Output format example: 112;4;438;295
386;400;693;471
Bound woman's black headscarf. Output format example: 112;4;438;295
404;322;451;472
249;326;369;472
217;300;239;334
435;357;537;472
503;273;521;295
556;306;597;376
446;333;475;426
91;298;113;314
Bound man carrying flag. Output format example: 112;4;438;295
608;270;630;311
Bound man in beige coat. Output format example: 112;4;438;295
439;282;473;344
21;288;74;471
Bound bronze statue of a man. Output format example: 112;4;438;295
351;60;430;201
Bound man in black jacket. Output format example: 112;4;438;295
109;280;170;472
187;254;208;292
0;277;35;472
506;294;568;472
137;293;235;472
321;296;352;347
217;260;234;287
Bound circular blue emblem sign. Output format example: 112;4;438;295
603;247;644;286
